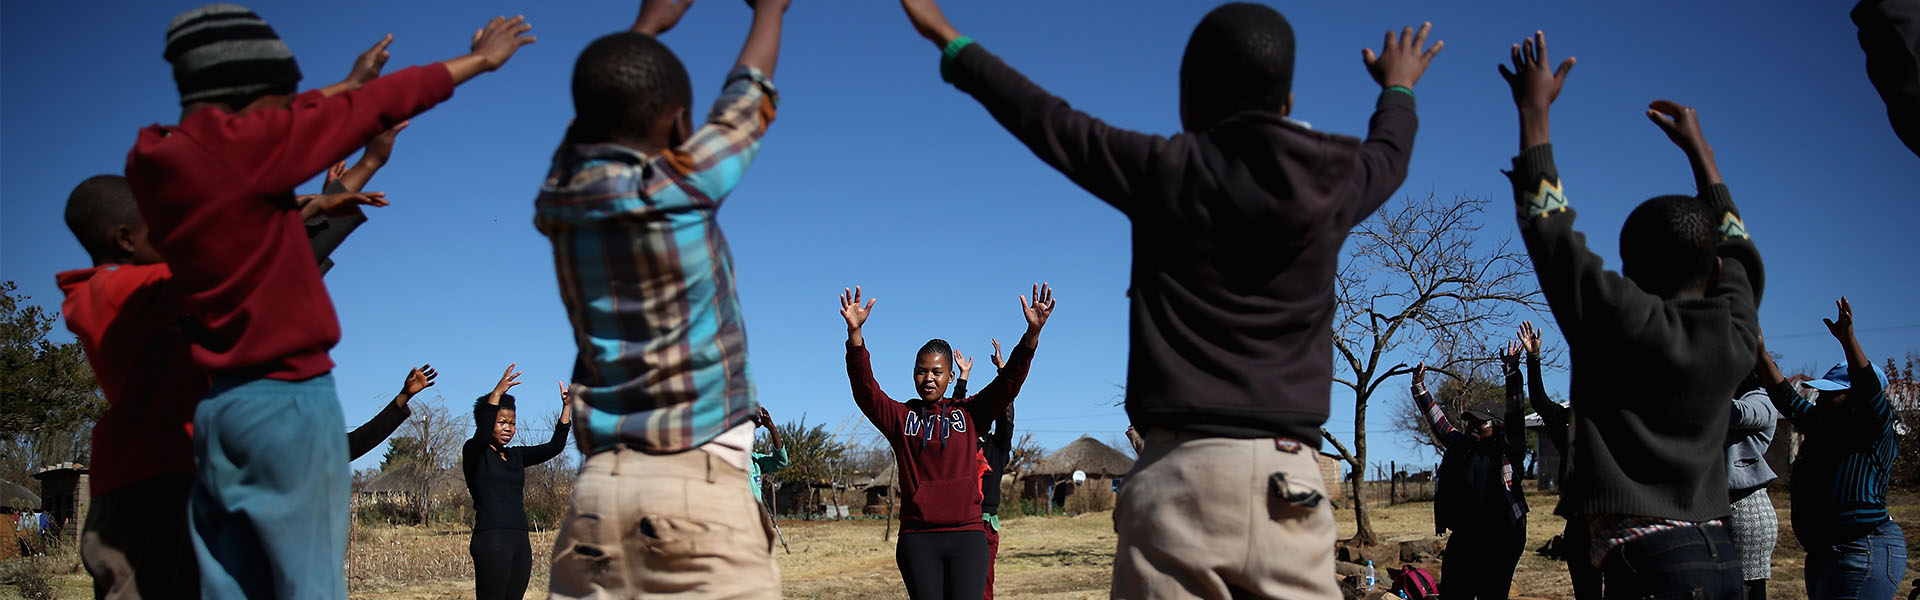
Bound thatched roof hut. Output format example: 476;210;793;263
1029;436;1135;477
0;479;39;511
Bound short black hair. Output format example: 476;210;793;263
1179;2;1295;132
571;32;692;143
917;339;954;370
1619;195;1718;299
64;175;141;263
475;393;517;430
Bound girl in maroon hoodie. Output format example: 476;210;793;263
841;283;1054;599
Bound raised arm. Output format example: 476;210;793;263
1410;363;1461;444
1520;322;1568;450
842;286;903;431
234;19;532;198
952;350;973;398
329;122;408;194
348;364;434;460
900;0;1177;217
520;382;574;467
1501;340;1527;461
1647;100;1764;308
1754;334;1817;426
473;363;522;443
1826;297;1891;426
961;284;1055;422
1348;23;1442;223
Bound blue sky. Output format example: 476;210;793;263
3;1;1916;475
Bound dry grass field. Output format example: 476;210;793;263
4;490;1919;599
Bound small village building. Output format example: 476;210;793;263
1020;436;1135;511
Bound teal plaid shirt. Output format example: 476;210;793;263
535;66;777;454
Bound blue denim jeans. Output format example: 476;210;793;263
1598;522;1743;600
190;374;349;600
1805;520;1907;600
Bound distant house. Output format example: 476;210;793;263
31;463;87;546
1020;436;1135;509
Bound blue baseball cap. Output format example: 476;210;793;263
1803;363;1884;392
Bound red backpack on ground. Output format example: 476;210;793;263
1392;565;1438;600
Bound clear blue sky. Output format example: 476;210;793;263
4;1;1916;475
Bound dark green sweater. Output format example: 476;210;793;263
1507;144;1763;523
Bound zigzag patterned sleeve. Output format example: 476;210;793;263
1506;144;1668;348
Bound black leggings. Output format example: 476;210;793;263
471;528;531;600
896;530;988;599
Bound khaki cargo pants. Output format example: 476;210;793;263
1112;430;1339;600
548;446;780;599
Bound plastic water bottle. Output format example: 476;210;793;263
1397;589;1409;599
1364;560;1376;590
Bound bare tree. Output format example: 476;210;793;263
1320;191;1544;546
385;394;463;525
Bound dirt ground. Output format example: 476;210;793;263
5;490;1920;598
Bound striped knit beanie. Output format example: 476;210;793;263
164;4;302;106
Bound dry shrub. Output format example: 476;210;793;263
1063;481;1116;514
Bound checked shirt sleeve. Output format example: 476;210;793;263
666;66;780;206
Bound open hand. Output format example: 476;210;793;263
298;191;388;219
990;338;1004;370
899;0;962;47
401;363;438;396
633;0;694;36
1363;22;1443;90
1518;321;1542;355
1646;100;1710;155
840;286;876;330
1021;283;1056;331
470;16;537;71
1498;31;1575;114
491;362;524;399
363;121;409;167
1823;297;1854;341
755;406;773;427
327;161;349;186
1501;340;1523;371
347;34;393;86
1413;362;1427;387
955;350;974;380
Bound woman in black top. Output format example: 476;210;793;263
462;363;570;600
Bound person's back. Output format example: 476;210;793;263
1496;30;1759;597
895;2;1442;597
538;2;790;597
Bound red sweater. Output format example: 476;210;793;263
124;65;455;380
848;338;1035;533
56;264;205;495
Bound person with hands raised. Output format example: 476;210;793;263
126;7;535;595
843;284;1052;599
462;365;571;600
1518;321;1603;600
539;0;790;596
1756;299;1905;599
346;364;437;461
895;3;1440;596
1500;30;1757;598
1411;340;1529;600
750;406;789;505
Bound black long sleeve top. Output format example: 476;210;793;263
461;402;570;532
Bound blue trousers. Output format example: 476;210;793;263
1805;520;1908;600
190;373;349;600
1598;522;1743;600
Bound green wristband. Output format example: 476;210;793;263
942;36;976;62
1385;85;1414;98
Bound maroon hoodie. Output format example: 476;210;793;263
56;264;205;495
848;338;1035;532
124;65;453;380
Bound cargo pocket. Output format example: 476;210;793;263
550;512;624;597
